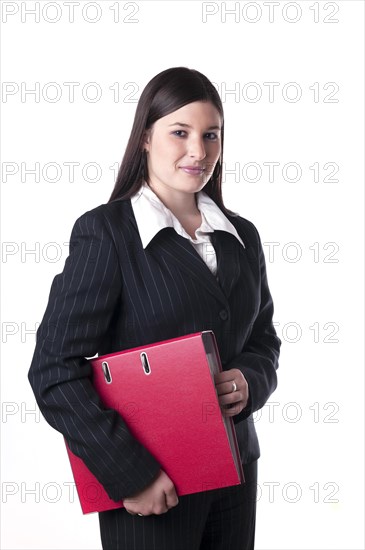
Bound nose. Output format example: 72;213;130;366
187;136;207;160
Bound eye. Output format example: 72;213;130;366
172;130;187;137
205;132;218;140
171;130;219;140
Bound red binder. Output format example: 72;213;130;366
65;330;244;514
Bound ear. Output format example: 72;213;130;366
142;129;151;153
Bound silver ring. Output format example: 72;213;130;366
137;513;144;516
231;381;237;393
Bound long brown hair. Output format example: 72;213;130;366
108;66;237;217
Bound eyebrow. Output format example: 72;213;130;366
168;122;221;131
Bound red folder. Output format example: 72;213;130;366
65;330;244;514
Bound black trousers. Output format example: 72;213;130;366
98;460;257;550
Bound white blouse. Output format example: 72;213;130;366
130;180;245;277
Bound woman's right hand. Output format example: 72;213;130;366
123;469;179;516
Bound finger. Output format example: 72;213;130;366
125;505;155;517
152;496;169;515
221;402;244;417
165;486;179;509
215;380;241;396
214;372;233;385
214;369;241;383
218;391;244;407
218;394;248;414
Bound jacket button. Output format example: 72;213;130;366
219;310;228;321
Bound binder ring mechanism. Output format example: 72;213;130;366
102;352;151;383
102;361;112;384
140;352;151;375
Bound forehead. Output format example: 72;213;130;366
159;101;222;127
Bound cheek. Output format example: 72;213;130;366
205;141;220;161
167;147;186;170
213;143;221;159
150;143;171;171
156;139;182;163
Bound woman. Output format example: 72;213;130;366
28;67;281;550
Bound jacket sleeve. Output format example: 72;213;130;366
226;220;281;425
28;208;161;501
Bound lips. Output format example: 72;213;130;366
180;166;205;175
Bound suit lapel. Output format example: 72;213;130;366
124;198;243;308
150;228;245;309
151;229;230;309
210;230;242;298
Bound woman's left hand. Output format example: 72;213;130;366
214;369;249;417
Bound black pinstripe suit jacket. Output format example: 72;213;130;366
28;197;281;503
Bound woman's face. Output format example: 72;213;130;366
143;101;222;200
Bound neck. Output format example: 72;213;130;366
147;181;200;218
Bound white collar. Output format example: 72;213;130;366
130;180;245;249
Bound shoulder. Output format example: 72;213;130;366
72;198;133;229
76;198;131;223
69;198;135;245
224;210;261;250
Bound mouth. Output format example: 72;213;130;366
179;167;205;176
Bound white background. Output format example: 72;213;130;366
1;1;364;549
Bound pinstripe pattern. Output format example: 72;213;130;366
28;197;280;546
98;460;257;550
131;179;245;277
